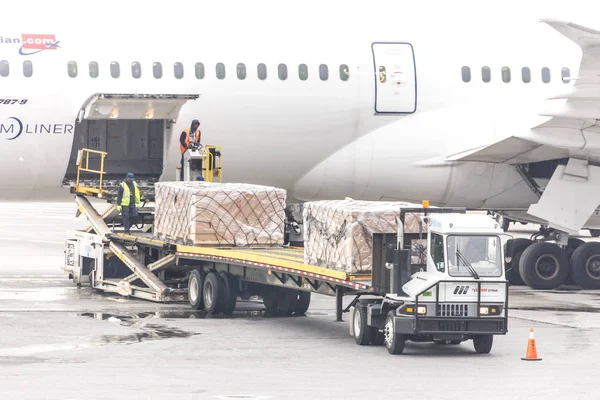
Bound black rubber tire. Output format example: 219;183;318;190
277;290;299;315
473;335;493;354
384;312;405;354
219;272;238;315
590;229;600;238
570;242;600;289
203;272;224;315
501;217;510;232
504;238;532;286
188;269;205;310
352;305;373;345
262;292;278;313
371;330;385;346
294;291;311;315
519;242;569;290
565;238;585;285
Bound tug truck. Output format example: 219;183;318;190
349;205;508;355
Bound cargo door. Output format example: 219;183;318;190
372;42;417;114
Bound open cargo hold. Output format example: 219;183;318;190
154;182;287;246
303;199;428;274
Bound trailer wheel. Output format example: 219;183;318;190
277;289;299;315
203;272;224;315
519;242;569;289
570;242;600;289
294;291;311;315
384;312;405;354
352;305;373;345
219;272;238;315
262;292;278;313
504;239;532;286
473;335;493;354
188;269;205;310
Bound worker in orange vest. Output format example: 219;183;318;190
179;119;201;180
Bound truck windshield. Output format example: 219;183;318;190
446;235;502;277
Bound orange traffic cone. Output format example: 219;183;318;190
521;328;542;361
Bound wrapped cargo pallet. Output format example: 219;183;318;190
303;199;427;274
154;182;286;247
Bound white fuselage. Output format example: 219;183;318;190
0;1;596;227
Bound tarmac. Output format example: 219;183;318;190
1;201;599;399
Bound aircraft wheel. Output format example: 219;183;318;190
565;238;585;285
590;229;600;238
519;242;569;290
570;242;600;289
504;239;531;285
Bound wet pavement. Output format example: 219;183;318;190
1;201;600;399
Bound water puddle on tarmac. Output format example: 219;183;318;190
78;312;201;345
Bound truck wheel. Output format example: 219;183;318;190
371;331;385;346
570;242;600;289
384;312;405;354
294;291;311;315
352;305;373;345
504;238;532;285
188;269;205;310
519;242;569;289
473;335;493;354
219;272;238;315
203;272;224;315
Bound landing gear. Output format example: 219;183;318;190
570;242;600;289
504;238;532;286
518;242;569;289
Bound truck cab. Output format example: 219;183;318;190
350;205;509;355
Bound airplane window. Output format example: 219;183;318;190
153;62;162;79
68;61;77;78
195;62;205;79
89;62;99;78
298;64;308;80
216;63;226;79
339;64;349;81
522;67;531;83
542;67;551;83
319;64;329;81
174;62;184;79
501;66;511;83
131;62;141;79
461;66;471;82
257;63;267;80
481;66;491;83
237;63;246;80
0;60;8;77
561;67;570;83
111;61;120;78
278;63;288;80
23;60;32;78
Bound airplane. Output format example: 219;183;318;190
2;0;600;288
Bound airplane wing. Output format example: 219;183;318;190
447;19;600;165
446;20;600;234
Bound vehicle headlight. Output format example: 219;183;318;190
480;306;502;315
400;304;427;315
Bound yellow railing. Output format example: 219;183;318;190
74;148;108;196
202;145;223;183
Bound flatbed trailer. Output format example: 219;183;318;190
65;194;373;320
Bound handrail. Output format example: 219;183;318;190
75;148;108;196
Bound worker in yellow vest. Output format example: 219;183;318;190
116;172;141;234
179;119;201;180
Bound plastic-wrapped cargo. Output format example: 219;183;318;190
303;199;427;274
154;182;286;247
